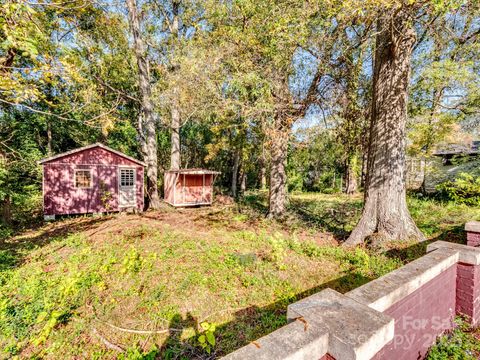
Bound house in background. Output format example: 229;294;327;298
40;143;144;220
164;169;220;207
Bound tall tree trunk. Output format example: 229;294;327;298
259;143;267;190
240;168;246;194
344;155;358;195
126;0;161;209
268;121;289;218
231;149;240;198
46;120;53;156
170;0;181;170
340;45;363;195
345;9;424;246
170;100;181;169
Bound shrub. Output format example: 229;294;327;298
287;170;304;192
426;317;480;359
436;173;480;206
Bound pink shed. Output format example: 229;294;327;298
164;169;220;207
40;143;144;219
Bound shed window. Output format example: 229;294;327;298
75;170;92;188
120;169;135;187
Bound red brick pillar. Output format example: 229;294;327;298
456;262;480;325
466;221;480;247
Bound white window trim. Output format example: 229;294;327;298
118;167;137;208
74;169;93;189
119;167;136;187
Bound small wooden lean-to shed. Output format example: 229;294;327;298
40;143;145;219
164;169;220;207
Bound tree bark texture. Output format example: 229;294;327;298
126;0;161;209
344;155;358;195
240;168;246;194
268;121;289;219
345;9;424;246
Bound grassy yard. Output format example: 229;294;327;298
1;193;480;359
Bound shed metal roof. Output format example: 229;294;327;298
38;143;146;166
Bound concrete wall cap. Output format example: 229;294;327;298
221;320;329;360
427;240;480;265
348;246;459;312
287;289;394;360
466;221;480;233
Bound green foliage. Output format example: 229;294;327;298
437;173;480;206
0;234;103;354
426;317;480;360
197;322;216;354
0;250;17;272
288;128;344;193
118;345;159;360
121;246;144;274
266;233;287;268
287;169;304;192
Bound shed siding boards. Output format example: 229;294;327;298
164;170;217;206
42;145;144;216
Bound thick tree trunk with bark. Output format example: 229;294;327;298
345;10;424;246
126;0;161;209
268;121;289;219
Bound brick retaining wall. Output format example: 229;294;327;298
456;263;480;326
466;221;480;247
223;228;480;360
371;265;456;359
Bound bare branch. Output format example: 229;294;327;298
91;328;124;353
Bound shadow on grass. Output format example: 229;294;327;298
382;225;466;264
0;215;111;272
240;192;362;240
160;271;374;359
162;312;210;360
289;201;358;239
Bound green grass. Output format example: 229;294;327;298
1;192;479;358
242;191;480;243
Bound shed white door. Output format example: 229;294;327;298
119;168;136;207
